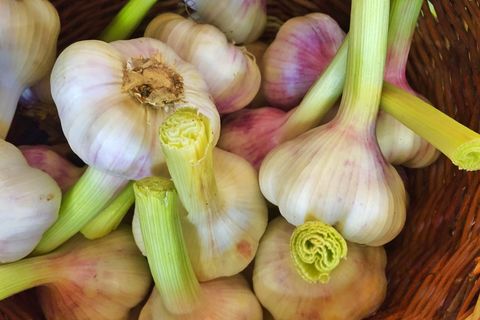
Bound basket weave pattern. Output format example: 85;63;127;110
1;1;479;319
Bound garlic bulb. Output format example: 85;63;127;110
145;13;261;114
156;108;267;280
376;0;439;167
20;145;84;192
260;0;407;246
0;228;151;320
253;217;387;320
35;37;221;254
0;139;61;263
262;13;345;110
184;0;266;44
132;176;262;319
51;37;220;179
140;275;262;320
0;0;60;139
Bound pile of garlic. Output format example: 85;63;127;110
1;0;479;319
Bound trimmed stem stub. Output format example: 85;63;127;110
122;54;184;111
134;176;201;314
159;107;221;220
290;221;347;284
159;107;212;150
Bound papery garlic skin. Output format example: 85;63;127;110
184;0;266;44
0;140;61;263
145;13;261;114
262;13;345;110
36;228;151;320
260;121;407;246
0;0;60;139
219;107;289;169
254;218;387;320
140;275;262;320
20;145;84;192
50;37;220;180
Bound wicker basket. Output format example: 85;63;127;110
2;0;479;319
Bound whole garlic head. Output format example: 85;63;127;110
51;37;220;180
140;275;263;320
0;139;61;263
254;217;387;320
145;13;261;114
259;119;407;246
0;0;60;138
184;0;267;44
262;13;345;110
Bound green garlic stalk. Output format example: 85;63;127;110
100;0;158;42
81;182;135;239
134;176;262;319
158;108;268;280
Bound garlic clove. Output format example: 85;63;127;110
253;217;387;320
19;145;84;192
0;140;61;263
184;0;267;44
139;275;263;320
0;0;60;139
145;13;261;114
51;37;220;179
262;13;345;110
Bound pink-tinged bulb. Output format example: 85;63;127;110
262;13;345;110
20;145;84;192
219;107;289;169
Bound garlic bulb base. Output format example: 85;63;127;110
80;182;135;239
134;177;201;315
290;221;347;284
122;55;185;111
33;167;128;254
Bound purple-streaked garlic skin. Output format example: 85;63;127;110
145;13;261;114
262;13;345;110
50;37;219;180
253;217;387;320
184;0;267;44
139;274;262;320
37;228;151;320
219;107;289;169
259;118;407;247
0;140;61;263
20;145;84;192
